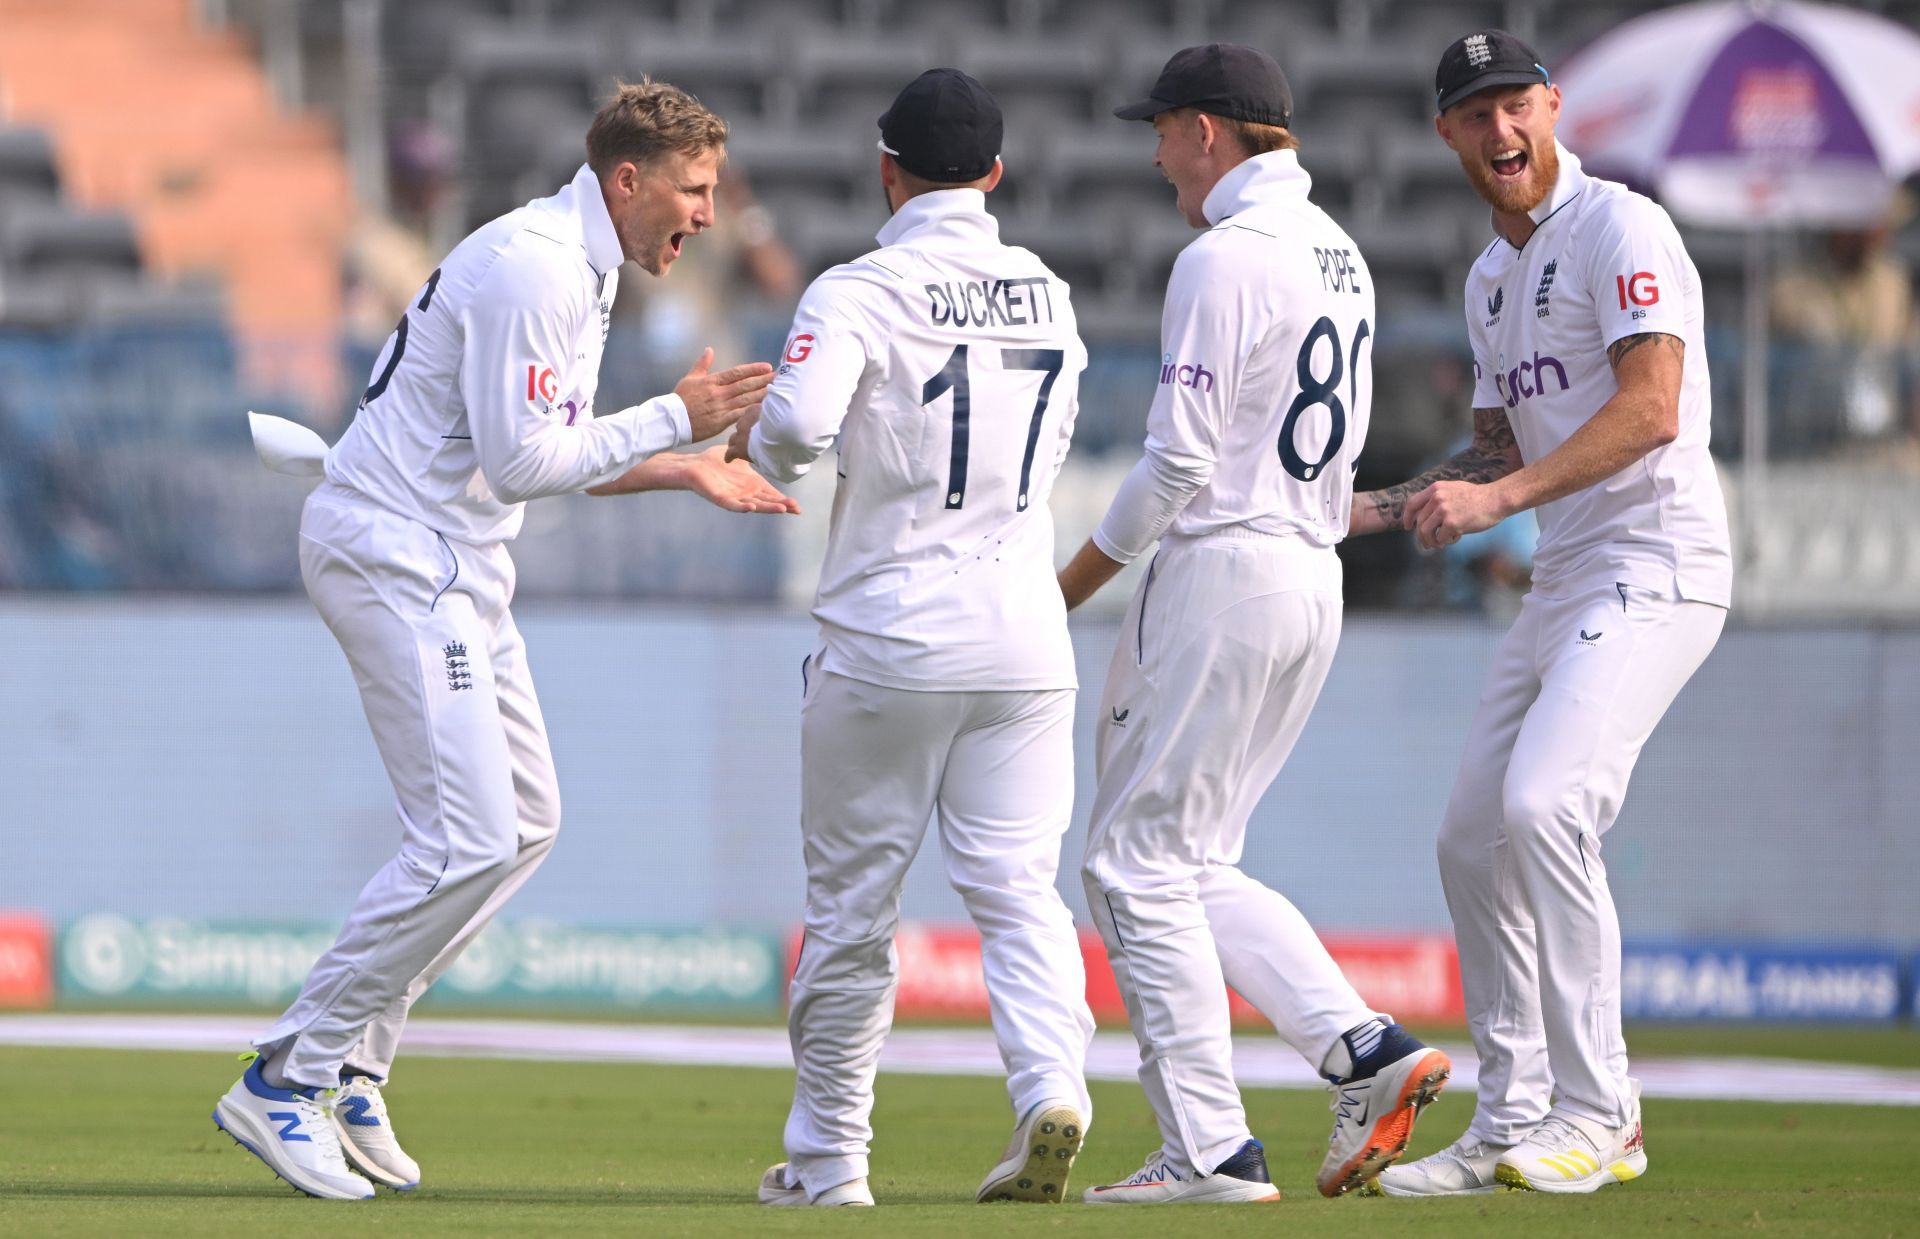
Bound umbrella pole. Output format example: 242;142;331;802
1741;225;1770;602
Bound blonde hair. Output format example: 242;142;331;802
585;78;727;175
1216;116;1300;156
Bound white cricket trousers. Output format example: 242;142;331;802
256;485;561;1089
1439;578;1725;1142
1083;530;1378;1178
782;667;1095;1198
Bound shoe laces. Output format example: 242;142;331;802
285;1087;355;1172
338;1076;391;1126
1325;1079;1369;1138
1435;1138;1499;1171
1524;1114;1598;1157
1118;1153;1183;1186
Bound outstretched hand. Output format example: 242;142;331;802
681;444;799;515
675;348;773;442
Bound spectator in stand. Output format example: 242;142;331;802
1770;191;1919;457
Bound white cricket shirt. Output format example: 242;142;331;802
325;164;692;545
1092;150;1374;564
1466;143;1732;605
748;189;1087;691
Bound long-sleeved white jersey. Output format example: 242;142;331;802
325;163;692;545
1092;150;1373;562
749;189;1087;691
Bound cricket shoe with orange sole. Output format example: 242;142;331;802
1316;1022;1451;1197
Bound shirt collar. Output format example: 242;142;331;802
875;188;1000;248
1527;141;1586;226
1202;150;1312;225
566;163;626;276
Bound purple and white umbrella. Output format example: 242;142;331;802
1555;0;1920;228
1554;0;1920;482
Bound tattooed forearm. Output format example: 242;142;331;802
1366;406;1522;529
1605;332;1684;370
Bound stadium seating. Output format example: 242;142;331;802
391;0;1648;349
0;0;1911;600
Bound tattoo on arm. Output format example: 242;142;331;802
1606;332;1684;370
1367;406;1522;529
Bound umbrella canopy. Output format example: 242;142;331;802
1555;0;1920;228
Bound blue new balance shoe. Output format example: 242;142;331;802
333;1073;421;1190
212;1056;374;1200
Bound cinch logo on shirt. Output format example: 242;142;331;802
1616;271;1660;309
1494;351;1569;408
1159;354;1215;392
525;364;558;403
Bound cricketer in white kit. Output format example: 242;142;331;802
731;69;1095;1209
1057;45;1451;1205
1358;32;1731;1198
216;82;791;1201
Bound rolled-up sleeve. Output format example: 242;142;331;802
460;241;690;505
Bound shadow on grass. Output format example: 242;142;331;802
6;1182;870;1208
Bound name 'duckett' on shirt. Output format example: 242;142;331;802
923;275;1057;328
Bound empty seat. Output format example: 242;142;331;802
786;208;891;279
1345;214;1469;315
1049;0;1206;38
0;273;81;330
953;35;1107;125
1378;129;1484;217
83;276;227;328
999;213;1121;298
453;24;608;115
792;31;939;123
383;0;525;111
1124;212;1204;297
879;0;1035;35
1295;59;1435;153
1214;0;1343;52
0;127;61;199
1;204;142;280
624;29;787;122
723;124;868;230
1045;125;1172;223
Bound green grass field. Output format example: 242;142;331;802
2;1033;1917;1236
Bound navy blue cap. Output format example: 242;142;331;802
878;68;1003;183
1435;30;1551;113
1114;44;1292;128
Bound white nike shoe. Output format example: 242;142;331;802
332;1074;421;1190
1083;1138;1280;1205
1318;1028;1451;1197
1496;1081;1647;1194
976;1099;1085;1203
758;1162;875;1206
1368;1136;1510;1196
212;1056;374;1200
